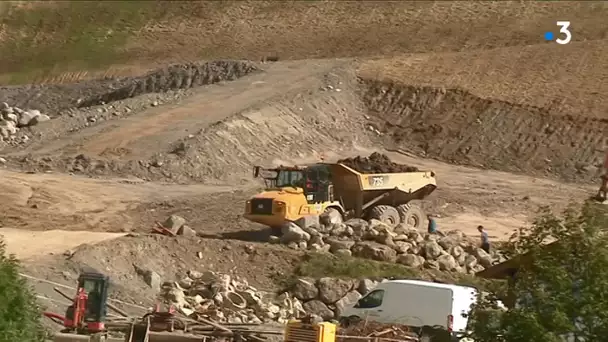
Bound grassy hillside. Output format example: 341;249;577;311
0;1;606;84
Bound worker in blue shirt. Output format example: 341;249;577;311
427;215;438;234
478;225;491;253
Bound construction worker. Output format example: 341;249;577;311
427;215;438;234
478;225;491;253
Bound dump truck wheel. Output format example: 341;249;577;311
397;202;427;230
368;205;400;228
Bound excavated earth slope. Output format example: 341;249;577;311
2;57;605;184
360;79;607;183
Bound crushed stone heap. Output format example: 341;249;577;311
160;270;305;324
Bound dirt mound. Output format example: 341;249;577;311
78;60;259;107
24;234;301;306
360;79;608;182
338;152;419;173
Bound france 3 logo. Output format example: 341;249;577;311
544;21;572;45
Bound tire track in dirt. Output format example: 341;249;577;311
361;79;608;182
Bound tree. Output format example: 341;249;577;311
466;201;608;342
0;238;46;342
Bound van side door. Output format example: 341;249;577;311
354;289;388;323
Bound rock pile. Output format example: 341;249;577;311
0;102;51;143
271;218;500;274
288;277;380;321
160;270;306;324
78;60;259;108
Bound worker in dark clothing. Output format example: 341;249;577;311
478;225;491;253
427;215;438;234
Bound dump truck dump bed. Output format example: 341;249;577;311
327;163;436;214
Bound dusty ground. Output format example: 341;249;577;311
0;1;605;326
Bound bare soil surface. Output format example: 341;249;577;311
0;168;237;233
22;234;300;317
0;1;605;323
358;40;608;118
361;78;607;183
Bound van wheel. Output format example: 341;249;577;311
368;205;400;228
340;315;361;327
419;335;432;342
397;201;427;229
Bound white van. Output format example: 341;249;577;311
340;279;479;341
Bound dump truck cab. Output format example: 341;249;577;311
244;164;344;228
244;161;437;231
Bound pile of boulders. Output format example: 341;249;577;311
287;277;380;321
159;270;377;324
271;218;502;274
160;270;306;324
0;102;51;143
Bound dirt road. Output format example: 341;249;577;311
0;168;238;233
13;60;345;160
1;142;593;261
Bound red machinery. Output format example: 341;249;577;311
56;272;110;334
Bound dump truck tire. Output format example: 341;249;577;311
397;202;427;230
368;205;400;228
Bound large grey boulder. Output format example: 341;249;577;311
352;242;397;262
302;300;334;320
317;277;353;304
281;222;310;243
291;278;319;301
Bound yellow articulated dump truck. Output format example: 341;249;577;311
243;162;436;231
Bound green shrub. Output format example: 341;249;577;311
467;202;608;342
0;239;45;342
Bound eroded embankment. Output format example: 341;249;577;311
12;67;374;183
360;79;608;182
140;67;373;183
0;60;259;114
78;60;259;107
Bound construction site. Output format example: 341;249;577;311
0;1;607;342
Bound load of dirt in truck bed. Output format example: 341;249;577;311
337;152;420;173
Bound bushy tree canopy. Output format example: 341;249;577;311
467;202;608;342
0;238;45;342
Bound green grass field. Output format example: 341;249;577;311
0;1;162;83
